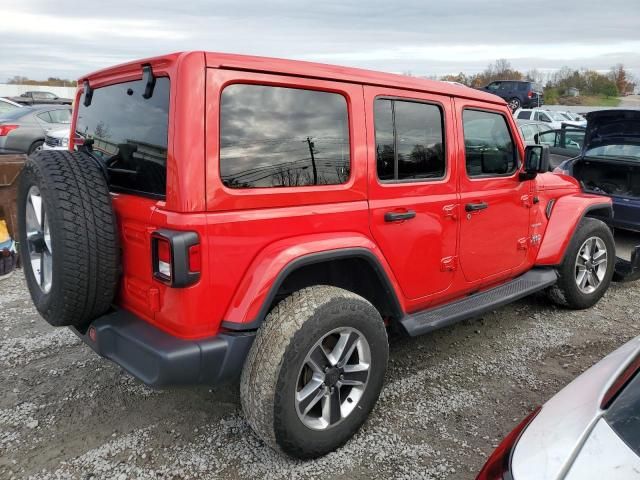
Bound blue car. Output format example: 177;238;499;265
556;110;640;233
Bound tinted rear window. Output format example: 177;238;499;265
605;369;640;456
76;77;170;198
220;84;350;188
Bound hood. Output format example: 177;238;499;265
583;110;640;153
535;171;580;191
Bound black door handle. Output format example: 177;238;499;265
465;202;488;212
384;210;416;222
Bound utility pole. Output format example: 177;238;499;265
306;136;318;185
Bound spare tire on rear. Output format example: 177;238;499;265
18;150;120;329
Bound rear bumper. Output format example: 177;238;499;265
74;310;255;388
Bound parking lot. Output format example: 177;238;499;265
1;232;639;480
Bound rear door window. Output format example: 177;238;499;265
374;98;445;182
517;111;532;120
462;109;518;177
219;84;350;188
48;109;71;124
76;77;171;198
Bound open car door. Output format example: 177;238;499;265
535;125;586;169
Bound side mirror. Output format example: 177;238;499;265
520;145;550;180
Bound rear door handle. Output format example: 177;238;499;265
465;202;489;212
384;210;416;222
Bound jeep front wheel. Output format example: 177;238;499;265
547;217;615;309
240;285;388;459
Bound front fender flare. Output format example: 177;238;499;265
536;194;612;266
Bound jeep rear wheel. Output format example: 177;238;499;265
240;286;388;459
547;217;615;309
18;150;119;328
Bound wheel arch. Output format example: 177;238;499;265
221;247;404;332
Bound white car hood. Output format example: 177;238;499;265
511;336;640;480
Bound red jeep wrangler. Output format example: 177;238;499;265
17;52;636;459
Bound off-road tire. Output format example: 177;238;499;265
547;217;615;309
18;150;119;328
240;286;388;459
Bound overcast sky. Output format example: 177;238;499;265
2;0;639;82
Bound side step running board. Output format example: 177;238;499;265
400;268;558;337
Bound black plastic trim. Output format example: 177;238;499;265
142;64;156;99
614;245;640;283
83;80;93;107
221;248;403;331
400;268;558;337
545;198;556;219
75;309;255;387
151;229;200;288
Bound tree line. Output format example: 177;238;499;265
440;59;636;98
6;76;76;87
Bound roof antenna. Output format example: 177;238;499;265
83;80;93;107
142;64;156;99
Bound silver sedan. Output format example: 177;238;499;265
0;105;72;155
478;335;640;479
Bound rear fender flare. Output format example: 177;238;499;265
221;234;403;330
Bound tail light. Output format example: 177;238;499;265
151;229;201;288
0;125;19;136
476;407;541;480
527;90;534;99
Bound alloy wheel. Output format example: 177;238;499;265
295;327;371;430
575;236;608;294
25;185;52;293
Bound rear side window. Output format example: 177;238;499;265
48;109;71;124
374;98;445;182
220;84;350;188
76;77;170;198
462;109;517;177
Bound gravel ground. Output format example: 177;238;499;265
1;241;639;480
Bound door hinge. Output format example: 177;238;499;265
440;256;458;272
442;204;458;220
517;237;529;250
521;194;534;208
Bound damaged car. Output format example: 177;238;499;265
554;109;640;281
554;110;640;232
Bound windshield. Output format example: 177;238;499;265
585;144;640;161
548;111;569;121
76;77;170;198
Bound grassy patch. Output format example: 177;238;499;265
558;95;621;107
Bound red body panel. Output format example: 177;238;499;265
536;192;612;266
71;51;607;339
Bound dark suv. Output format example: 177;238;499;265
482;80;544;111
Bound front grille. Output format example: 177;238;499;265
45;135;61;147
